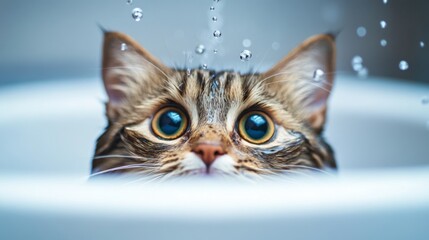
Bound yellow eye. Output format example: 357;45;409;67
151;106;188;140
238;111;275;144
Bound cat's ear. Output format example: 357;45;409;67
102;31;170;118
262;34;336;132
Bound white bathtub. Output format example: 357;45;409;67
0;74;429;240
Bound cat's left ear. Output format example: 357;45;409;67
102;31;171;120
262;34;336;132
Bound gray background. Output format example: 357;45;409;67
0;0;428;85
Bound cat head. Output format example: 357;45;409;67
92;31;336;180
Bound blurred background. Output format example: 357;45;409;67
0;0;428;85
0;0;429;175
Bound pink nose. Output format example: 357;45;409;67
192;143;226;167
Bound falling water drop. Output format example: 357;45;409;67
131;8;143;21
380;39;388;47
210;6;215;11
120;43;128;51
212;16;218;22
126;0;133;5
202;64;208;69
380;20;387;29
312;69;325;82
358;68;369;78
195;44;206;55
239;50;252;62
213;49;218;54
399;60;409;71
356;26;367;37
242;39;252;48
213;30;222;38
352;55;363;71
420;41;425;48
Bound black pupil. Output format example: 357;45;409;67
158;110;183;135
244;114;268;140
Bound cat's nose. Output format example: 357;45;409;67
192;143;226;167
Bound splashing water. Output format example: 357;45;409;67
312;69;325;82
120;43;128;51
380;20;387;29
131;8;143;21
213;30;222;38
356;26;367;37
239;50;252;62
195;44;206;55
242;39;252;48
380;39;387;47
399;60;409;71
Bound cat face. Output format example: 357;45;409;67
92;32;336;180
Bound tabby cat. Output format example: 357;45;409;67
91;31;336;180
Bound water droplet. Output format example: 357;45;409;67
242;39;252;48
352;55;363;64
120;43;128;51
195;44;205;55
210;6;215;11
213;49;218;54
351;55;364;71
356;26;367;37
383;0;388;4
421;96;429;105
212;16;218;22
399;60;409;71
239;49;252;62
202;64;208;69
213;30;222;38
358;67;369;77
271;42;280;50
380;39;388;47
131;8;143;21
380;20;387;29
420;41;425;48
126;0;132;5
312;69;325;82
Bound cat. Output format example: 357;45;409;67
91;31;336;181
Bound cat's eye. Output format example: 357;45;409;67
238;111;275;144
151;106;188;140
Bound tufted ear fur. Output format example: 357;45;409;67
101;32;171;120
262;34;336;132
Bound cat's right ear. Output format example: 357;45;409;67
102;32;170;119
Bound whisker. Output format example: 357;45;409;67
93;154;144;160
280;165;334;176
89;163;160;178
